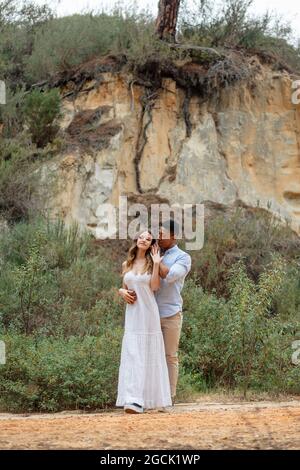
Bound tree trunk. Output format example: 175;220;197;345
155;0;181;43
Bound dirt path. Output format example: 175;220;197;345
0;400;299;450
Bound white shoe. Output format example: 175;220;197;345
157;396;176;412
157;405;175;413
124;403;144;414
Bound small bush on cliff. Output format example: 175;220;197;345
4;0;296;87
23;89;61;148
0;132;41;222
179;0;299;71
0;84;27;138
25;13;129;82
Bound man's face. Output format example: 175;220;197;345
158;227;175;250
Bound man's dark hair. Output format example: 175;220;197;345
160;219;180;236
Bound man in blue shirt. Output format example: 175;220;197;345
155;219;191;405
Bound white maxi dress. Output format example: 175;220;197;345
116;270;172;409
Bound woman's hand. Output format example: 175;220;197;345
150;243;162;291
150;243;164;265
118;288;136;304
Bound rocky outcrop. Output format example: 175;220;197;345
37;55;300;235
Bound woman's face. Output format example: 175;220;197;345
136;231;153;251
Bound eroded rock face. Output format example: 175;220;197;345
39;62;300;236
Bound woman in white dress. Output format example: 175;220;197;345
116;230;172;414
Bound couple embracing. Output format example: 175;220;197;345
116;220;191;414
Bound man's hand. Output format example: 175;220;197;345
119;288;136;304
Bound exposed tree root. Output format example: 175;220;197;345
133;89;158;193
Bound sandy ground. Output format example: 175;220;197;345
0;399;299;450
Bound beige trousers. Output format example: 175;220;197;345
160;311;183;398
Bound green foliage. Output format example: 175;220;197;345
274;262;300;322
0;214;300;411
0;87;62;223
0;331;122;412
190;205;300;296
25;13;128;82
23;89;61;147
0;0;298;89
179;0;300;71
225;255;287;396
0;84;26;138
0;215;89;267
0;132;42;222
181;257;300;397
10;231;56;334
0;0;54;87
110;12;185;70
0;216;121;335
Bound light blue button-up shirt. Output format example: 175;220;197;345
154;244;191;318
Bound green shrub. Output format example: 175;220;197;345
0;85;26;138
181;279;232;388
179;0;300;71
0;1;54;87
181;256;300;396
189;205;300;296
0;215;91;269
0;217;121;335
0;331;122;412
111;13;184;69
54;291;124;338
25;13;128;82
23;88;61;147
273;261;300;322
58;259;120;311
0;132;42;222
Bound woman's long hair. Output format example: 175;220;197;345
122;230;156;275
